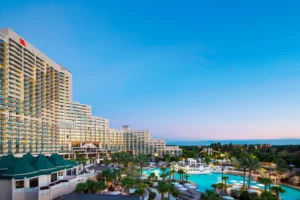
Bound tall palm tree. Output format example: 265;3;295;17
184;174;189;182
238;157;248;189
111;169;121;185
217;183;225;196
157;181;169;200
171;188;181;200
121;177;135;195
148;172;156;181
221;176;229;194
259;177;273;191
86;179;97;193
169;169;176;181
201;190;221;200
177;169;185;182
135;183;147;200
101;169;111;184
96;181;107;194
135;154;150;177
211;183;218;192
270;186;286;200
246;158;260;189
167;183;174;200
111;152;122;166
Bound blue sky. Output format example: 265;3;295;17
1;0;300;140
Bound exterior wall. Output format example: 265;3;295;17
39;175;49;187
0;28;72;155
0;179;12;200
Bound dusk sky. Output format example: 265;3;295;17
1;0;300;141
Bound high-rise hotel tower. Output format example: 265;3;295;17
0;28;72;155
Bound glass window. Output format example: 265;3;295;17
51;173;57;182
16;180;24;188
29;178;39;188
67;169;71;176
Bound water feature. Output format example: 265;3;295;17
143;168;300;200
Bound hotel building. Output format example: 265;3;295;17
0;28;181;158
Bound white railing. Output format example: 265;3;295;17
62;182;69;187
40;189;49;195
14;188;24;194
27;187;39;193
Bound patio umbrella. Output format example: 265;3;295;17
222;196;234;200
257;184;264;187
251;186;259;189
230;180;237;183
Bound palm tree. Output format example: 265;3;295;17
111;152;122;165
221;176;229;194
160;173;168;181
217;183;225;196
211;183;218;192
121;177;135;195
184;174;189;182
96;181;107;194
270;186;286;200
238;157;248;189
201;190;221;200
177;169;185;182
86;179;97;193
135;154;150;177
75;182;87;193
101;169;111;184
167;183;174;200
148;172;156;181
171;188;181;200
259;177;273;191
246;158;260;189
135;183;147;200
260;191;277;200
157;181;169;200
111;169;121;185
169;169;176;181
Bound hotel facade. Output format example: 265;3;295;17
0;28;181;157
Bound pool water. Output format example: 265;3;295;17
143;168;300;200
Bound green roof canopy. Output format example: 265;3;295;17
0;154;16;171
32;154;58;175
0;158;40;179
23;153;34;164
49;154;72;169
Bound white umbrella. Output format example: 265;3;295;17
222;196;234;200
179;187;188;191
251;186;259;189
187;185;197;189
238;181;244;183
230;180;237;183
257;184;264;187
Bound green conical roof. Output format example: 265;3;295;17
23;153;34;164
32;154;58;175
0;158;40;179
0;154;16;171
49;154;72;169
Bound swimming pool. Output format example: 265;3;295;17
143;168;300;200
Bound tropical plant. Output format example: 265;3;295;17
201;189;221;200
135;183;148;200
177;169;185;182
211;183;218;192
204;156;211;164
111;152;122;166
184;174;189;182
246;158;261;189
171;188;181;200
75;182;87;193
101;169;112;184
238;157;249;189
259;177;273;191
147;188;157;200
260;191;277;200
96;181;107;194
86;179;98;193
148;172;156;181
135;154;150;177
221;176;229;194
248;192;259;200
160;173;168;181
169;169;176;181
121;177;135;195
157;181;169;200
103;157;111;165
270;186;286;200
216;183;225;196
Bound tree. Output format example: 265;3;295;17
111;152;122;166
184;174;189;182
148;172;156;181
204;156;211;164
101;169;112;184
221;176;229;194
86;179;97;193
169;170;176;181
135;183;147;200
111;169;121;185
97;181;107;194
270;186;286;200
246;158;260;189
75;182;87;193
171;188;181;200
211;183;218;192
103;157;111;165
177;169;185;182
121;177;135;195
135;154;150;177
259;178;272;191
260;191;277;200
157;181;169;200
216;183;225;196
201;190;221;200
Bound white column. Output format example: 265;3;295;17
24;177;28;193
11;178;15;200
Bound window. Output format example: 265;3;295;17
51;173;57;182
29;178;38;188
58;171;64;176
16;180;24;188
67;169;71;176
